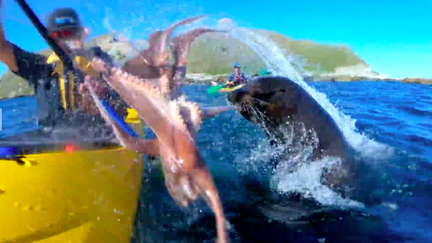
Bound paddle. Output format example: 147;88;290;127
14;0;139;137
206;84;225;95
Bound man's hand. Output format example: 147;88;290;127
77;75;128;118
78;76;110;97
76;75;110;114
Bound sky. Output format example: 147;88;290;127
1;0;431;79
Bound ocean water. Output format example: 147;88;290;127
0;81;431;243
133;20;432;238
129;82;432;243
0;96;40;139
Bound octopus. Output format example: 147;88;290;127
84;16;232;243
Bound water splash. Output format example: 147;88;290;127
221;25;395;208
224;26;394;161
232;115;365;208
272;156;365;208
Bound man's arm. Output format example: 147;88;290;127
227;74;235;85
92;46;114;65
0;0;18;72
0;1;50;81
228;74;234;82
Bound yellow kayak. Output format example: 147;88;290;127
0;109;144;243
218;83;246;93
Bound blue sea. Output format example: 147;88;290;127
2;81;430;243
134;82;432;243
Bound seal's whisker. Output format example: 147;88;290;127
250;97;271;105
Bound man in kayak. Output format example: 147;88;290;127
227;62;249;87
0;5;126;128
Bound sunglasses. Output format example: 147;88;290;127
50;29;81;39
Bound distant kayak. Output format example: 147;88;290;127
207;83;246;95
219;84;246;92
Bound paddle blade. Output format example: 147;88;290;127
206;85;224;95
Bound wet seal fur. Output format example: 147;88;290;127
227;76;359;197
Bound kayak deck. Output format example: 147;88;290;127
0;111;144;243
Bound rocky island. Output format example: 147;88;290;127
0;18;430;99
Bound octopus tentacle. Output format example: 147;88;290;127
87;15;230;243
149;15;206;67
168;28;221;98
90;58;193;145
171;28;219;67
84;75;160;156
177;96;202;137
200;106;235;120
123;15;206;81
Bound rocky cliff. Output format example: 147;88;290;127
1;22;421;99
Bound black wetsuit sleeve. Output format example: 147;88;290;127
10;42;53;84
92;46;114;65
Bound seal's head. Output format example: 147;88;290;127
227;76;301;125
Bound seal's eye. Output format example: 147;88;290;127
262;89;286;103
261;91;278;100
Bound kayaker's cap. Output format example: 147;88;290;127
46;8;82;39
233;63;240;68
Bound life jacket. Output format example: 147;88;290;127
236;74;244;84
46;52;101;110
232;73;245;85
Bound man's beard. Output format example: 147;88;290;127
63;39;82;51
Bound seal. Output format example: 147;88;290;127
227;76;358;196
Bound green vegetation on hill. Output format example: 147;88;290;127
187;32;266;75
187;28;367;75
0;28;368;99
254;30;367;73
0;71;34;99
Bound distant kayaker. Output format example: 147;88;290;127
227;63;249;87
0;4;127;127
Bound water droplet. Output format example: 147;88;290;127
114;208;123;215
22;205;33;211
